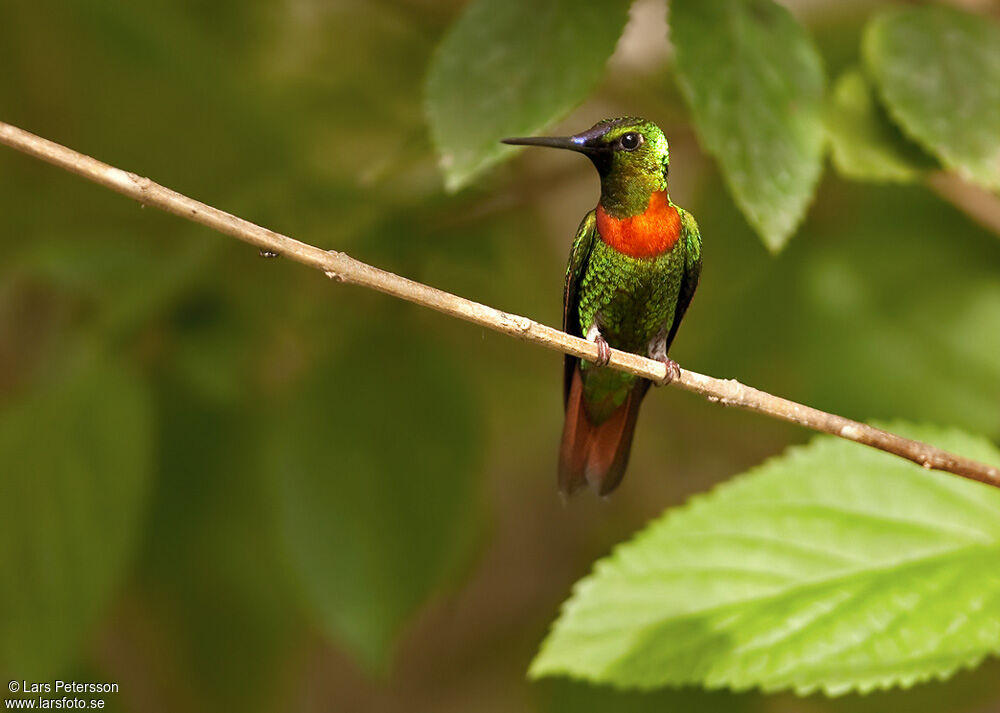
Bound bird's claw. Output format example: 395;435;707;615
594;335;611;367
656;356;680;386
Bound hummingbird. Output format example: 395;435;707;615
503;118;702;496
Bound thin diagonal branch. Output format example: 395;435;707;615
929;171;1000;237
2;119;998;488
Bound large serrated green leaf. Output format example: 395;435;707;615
825;68;937;184
266;323;483;670
425;0;632;191
0;356;153;678
864;6;1000;192
531;425;1000;695
671;0;826;251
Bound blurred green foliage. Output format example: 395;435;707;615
825;69;935;183
672;0;826;251
0;356;151;679
863;5;1000;191
426;0;632;189
266;322;483;670
1;0;999;711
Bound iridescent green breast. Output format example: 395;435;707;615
577;240;686;353
575;240;686;422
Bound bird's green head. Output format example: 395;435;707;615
503;117;670;218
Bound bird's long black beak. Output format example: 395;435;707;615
501;134;600;154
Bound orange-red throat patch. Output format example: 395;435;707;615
595;191;680;259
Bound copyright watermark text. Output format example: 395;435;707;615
5;681;118;709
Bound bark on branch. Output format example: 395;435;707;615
2;120;998;488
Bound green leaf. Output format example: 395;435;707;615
825;68;937;183
0;356;153;677
531;425;1000;695
425;0;632;190
671;0;826;251
266;323;483;670
864;6;1000;191
139;384;302;712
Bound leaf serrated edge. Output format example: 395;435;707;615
532;544;1000;695
531;425;1000;694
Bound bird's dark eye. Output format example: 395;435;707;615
619;132;642;151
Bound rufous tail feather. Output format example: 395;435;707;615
558;367;649;496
